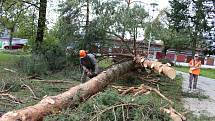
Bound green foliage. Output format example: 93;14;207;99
57;0;148;51
16;54;48;75
144;9;190;54
45;76;184;121
167;0;214;55
98;58;113;69
182;91;209;100
46;89;171;121
17;37;67;75
40;35;66;71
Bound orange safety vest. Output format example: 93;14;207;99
189;59;201;75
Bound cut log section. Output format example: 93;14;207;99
134;55;176;79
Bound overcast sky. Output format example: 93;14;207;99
46;0;170;29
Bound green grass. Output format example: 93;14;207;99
98;58;113;69
175;66;215;79
0;53;15;62
182;91;209;100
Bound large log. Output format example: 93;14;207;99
134;55;176;79
0;61;134;121
0;56;176;121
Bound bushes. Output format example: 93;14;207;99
16;35;80;75
16;54;48;75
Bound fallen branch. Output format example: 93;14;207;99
0;87;12;94
3;68;17;73
0;94;22;104
113;84;173;104
0;102;14;107
121;87;135;95
90;103;141;121
103;53;134;58
25;75;43;80
141;84;173;104
30;79;76;84
133;88;148;96
21;84;38;100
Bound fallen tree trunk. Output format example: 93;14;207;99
0;56;176;121
0;61;134;121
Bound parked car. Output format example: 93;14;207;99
4;44;25;49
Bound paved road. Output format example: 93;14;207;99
177;71;215;117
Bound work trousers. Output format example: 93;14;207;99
189;73;198;89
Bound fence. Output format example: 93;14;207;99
95;47;215;66
155;52;215;66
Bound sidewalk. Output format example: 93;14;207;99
176;62;215;69
178;71;215;117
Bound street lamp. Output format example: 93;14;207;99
147;2;158;58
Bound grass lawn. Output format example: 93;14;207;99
175;66;215;79
0;53;15;62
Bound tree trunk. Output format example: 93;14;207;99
133;27;137;56
191;33;197;58
86;0;89;28
35;0;47;53
0;57;176;121
9;27;14;50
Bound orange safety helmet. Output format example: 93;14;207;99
79;50;87;58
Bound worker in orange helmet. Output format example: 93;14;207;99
188;53;201;90
79;50;99;83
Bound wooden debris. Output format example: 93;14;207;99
0;93;22;104
22;84;39;100
160;107;186;121
30;79;75;84
112;84;173;104
3;68;17;73
140;84;173;104
121;87;135;95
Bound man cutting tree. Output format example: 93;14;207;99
79;50;99;83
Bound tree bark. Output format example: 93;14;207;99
0;56;176;121
9;27;14;50
134;55;176;79
35;0;47;53
191;32;197;58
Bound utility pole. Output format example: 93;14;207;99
147;2;158;58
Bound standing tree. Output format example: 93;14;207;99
57;0;148;53
35;0;47;53
144;9;190;55
167;0;214;56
